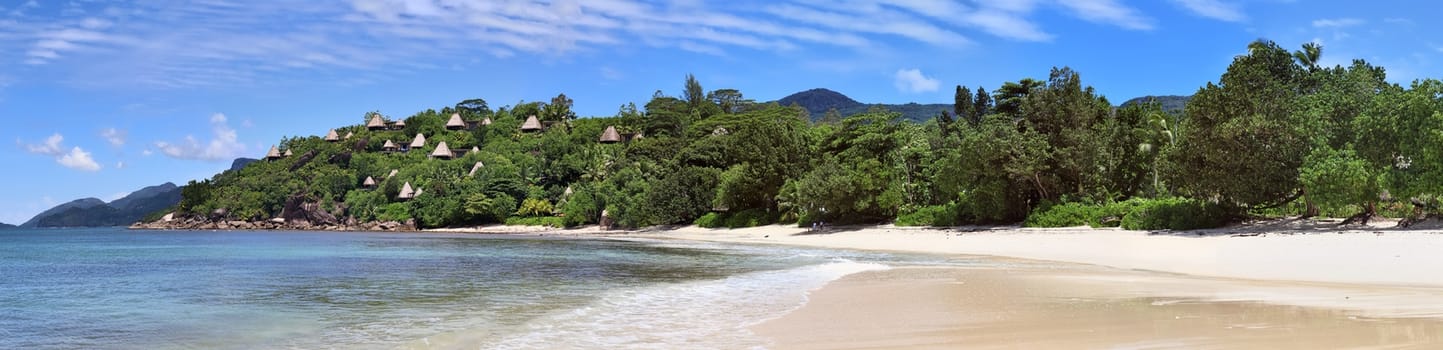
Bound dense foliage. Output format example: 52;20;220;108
172;39;1443;230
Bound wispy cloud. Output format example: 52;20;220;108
100;127;126;147
153;113;246;161
58;146;101;172
1313;18;1364;28
21;133;65;156
0;0;1175;90
1058;0;1154;31
1171;0;1245;22
894;68;940;93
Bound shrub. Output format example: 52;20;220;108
1120;198;1234;230
376;203;411;222
723;208;776;228
504;216;566;227
1023;202;1096;228
694;212;726;228
516;198;555;217
895;203;958;227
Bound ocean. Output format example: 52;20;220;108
0;227;960;349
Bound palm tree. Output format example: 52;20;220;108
1141;110;1176;197
1293;42;1323;71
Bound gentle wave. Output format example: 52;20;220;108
417;260;891;350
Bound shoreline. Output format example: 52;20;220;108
118;219;1443;347
755;266;1443;349
134;217;1443;287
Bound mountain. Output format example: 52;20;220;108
1121;95;1191;115
26;183;183;228
773;88;951;123
22;157;257;228
0;222;15;229
20;198;107;227
230;158;258;172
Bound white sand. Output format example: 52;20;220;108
625;223;1443;288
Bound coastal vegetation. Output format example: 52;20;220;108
167;40;1443;230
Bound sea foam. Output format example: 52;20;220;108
458;260;890;350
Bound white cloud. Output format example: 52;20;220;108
961;8;1052;42
0;0;1176;90
1313;18;1364;28
153;113;246;161
894;68;940;93
22;133;65;156
1171;0;1245;22
115;161;125;169
57;146;101;172
1058;0;1154;31
600;66;624;80
141;149;153;156
100;127;126;147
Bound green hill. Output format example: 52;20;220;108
773;88;951;123
28;183;183;227
1121;95;1191;115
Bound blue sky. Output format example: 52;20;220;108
1;0;1439;224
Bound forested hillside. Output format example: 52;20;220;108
167;40;1443;230
774;88;952;123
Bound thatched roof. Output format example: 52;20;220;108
469;161;484;176
599;126;622;143
362;176;377;187
410;133;426;149
630;131;645;141
481;117;493;126
446;113;466;129
344;131;354;140
382;140;398;150
431;141;453;159
398;182;415;199
265;145;282;159
387;169;398;178
283;149;293;157
324;129;340;142
367;115;386;129
393;119;406;128
471;146;480;153
563;185;574;196
521;115;543;132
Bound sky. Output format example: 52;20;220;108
1;0;1440;224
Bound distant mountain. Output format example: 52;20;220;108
0;222;15;229
1121;95;1191;115
26;183;183;228
773;88;951;123
230;158;258;172
20;198;107;227
22;157;257;228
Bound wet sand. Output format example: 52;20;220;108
756;266;1443;349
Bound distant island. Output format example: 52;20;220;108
19;158;255;228
134;39;1440;233
775;88;954;124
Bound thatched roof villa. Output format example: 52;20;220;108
366;115;387;130
599;126;622;143
446;113;468;130
398;182;416;200
431;141;454;159
521;115;543;132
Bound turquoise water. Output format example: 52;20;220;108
0;228;954;349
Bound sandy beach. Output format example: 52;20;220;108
434;221;1443;348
